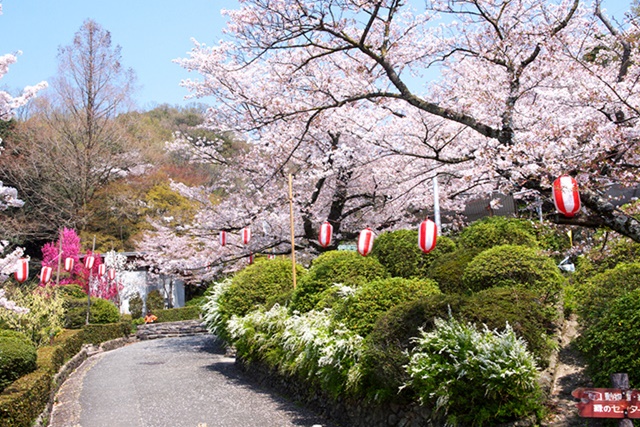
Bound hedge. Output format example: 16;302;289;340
456;216;539;251
155;306;201;323
82;321;131;345
0;331;37;393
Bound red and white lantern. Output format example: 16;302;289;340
219;231;227;247
242;227;251;245
552;175;581;217
15;258;29;283
84;255;95;270
108;268;116;281
357;228;375;257
64;257;75;272
318;221;333;248
98;264;106;276
418;219;438;254
40;266;52;284
248;253;254;264
267;254;276;260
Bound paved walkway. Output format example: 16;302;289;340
50;335;336;427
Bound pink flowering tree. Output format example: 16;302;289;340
175;0;640;243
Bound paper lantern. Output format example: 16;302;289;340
552;175;581;217
64;257;74;272
242;227;251;245
267;254;276;260
84;255;95;269
418;219;438;254
15;258;29;283
357;227;375;257
318;221;333;248
98;264;106;276
219;231;227;247
40;266;52;284
108;268;116;281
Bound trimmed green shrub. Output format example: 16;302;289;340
585;236;640;274
129;292;143;318
155;306;201;322
457;216;539;251
462;245;565;302
371;229;455;278
82;321;131;345
146;289;165;313
63;295;120;329
578;288;640;387
574;262;640;329
36;329;84;373
0;331;37;392
460;287;557;366
185;295;206;307
217;258;305;328
360;294;465;403
334;277;441;336
89;298;120;324
406;317;542;426
289;251;388;313
426;248;482;294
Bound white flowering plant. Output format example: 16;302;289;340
405;317;542;426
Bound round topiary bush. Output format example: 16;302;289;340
218;258;305;320
0;330;37;392
574;262;640;329
89;298;120;324
460;286;557;366
456;216;539;251
426;247;482;294
61;284;120;328
359;294;466;403
145;289;165;313
371;229;455;278
461;245;565;302
289;250;388;313
578;288;640;387
334;277;441;336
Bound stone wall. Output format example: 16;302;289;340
235;356;435;427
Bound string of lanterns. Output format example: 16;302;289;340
14;175;582;280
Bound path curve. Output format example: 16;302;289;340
50;335;335;427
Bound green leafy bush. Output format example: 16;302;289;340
128;292;143;319
578;288;640;387
334;277;441;336
289;251;387;313
460;287;557;366
155;306;201;322
406;317;542;426
360;294;465;403
371;229;455;278
574;262;640;329
426;248;482;294
145;289;165;313
62;291;120;329
461;245;565;302
0;331;37;392
457;216;539;251
82;321;131;345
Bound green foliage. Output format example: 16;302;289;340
457;216;539;251
89;298;120;324
129;292;144;318
578;288;640;387
460;287;557;366
586;235;640;274
574;262;640;329
0;285;65;347
145;289;165;313
155;306;201;322
426;248;482;294
406;317;542;426
0;331;37;392
219;258;304;320
371;229;455;278
289;251;387;313
82;321;131;345
360;294;465;403
334;277;441;336
461;245;565;302
62;288;120;329
185;295;206;307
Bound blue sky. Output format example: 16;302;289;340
0;0;633;112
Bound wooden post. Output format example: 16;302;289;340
86;236;96;325
612;373;634;427
55;231;63;286
288;174;297;290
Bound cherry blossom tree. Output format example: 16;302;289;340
176;0;640;242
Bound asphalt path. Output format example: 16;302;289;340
50;335;336;427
